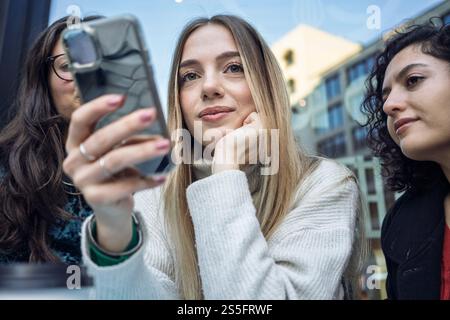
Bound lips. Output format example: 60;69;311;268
394;117;418;134
198;106;235;118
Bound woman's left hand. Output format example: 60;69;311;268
212;112;262;174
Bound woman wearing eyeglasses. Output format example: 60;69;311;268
0;15;101;264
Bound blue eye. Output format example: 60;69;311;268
225;63;243;73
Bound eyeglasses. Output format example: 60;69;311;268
47;54;73;82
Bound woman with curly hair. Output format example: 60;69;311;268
362;20;450;299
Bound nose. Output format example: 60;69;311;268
201;71;224;101
382;89;407;116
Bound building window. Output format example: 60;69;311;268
346;55;376;85
313;111;328;134
325;74;341;101
365;168;376;195
317;132;346;158
284;50;294;66
328;103;344;130
314;104;343;135
287;78;296;94
369;202;380;231
352;126;368;151
444;12;450;25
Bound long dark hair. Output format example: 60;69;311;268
362;18;450;192
0;16;99;262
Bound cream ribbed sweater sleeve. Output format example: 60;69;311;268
186;160;358;299
80;188;180;299
81;159;358;299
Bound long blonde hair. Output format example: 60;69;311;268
163;15;363;299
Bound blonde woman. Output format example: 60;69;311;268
63;15;366;299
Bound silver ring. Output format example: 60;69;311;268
79;143;96;161
99;157;114;178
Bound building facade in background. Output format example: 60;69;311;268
271;25;361;107
272;1;450;300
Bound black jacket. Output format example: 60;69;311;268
381;177;449;299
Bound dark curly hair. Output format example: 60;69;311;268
362;18;450;192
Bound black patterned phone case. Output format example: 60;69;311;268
62;15;174;177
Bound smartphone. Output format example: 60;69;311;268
61;15;174;177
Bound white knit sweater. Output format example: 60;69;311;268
80;159;359;299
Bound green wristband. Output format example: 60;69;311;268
89;215;141;266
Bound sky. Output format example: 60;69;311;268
49;0;446;109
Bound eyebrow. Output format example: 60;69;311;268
179;51;241;69
382;63;428;97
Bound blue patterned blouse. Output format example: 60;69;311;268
48;184;93;265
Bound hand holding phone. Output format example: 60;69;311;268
61;15;174;252
62;15;173;177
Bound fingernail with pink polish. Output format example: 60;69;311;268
107;95;124;107
140;109;154;122
155;139;170;150
153;176;166;183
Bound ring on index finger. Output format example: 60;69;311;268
98;157;114;179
